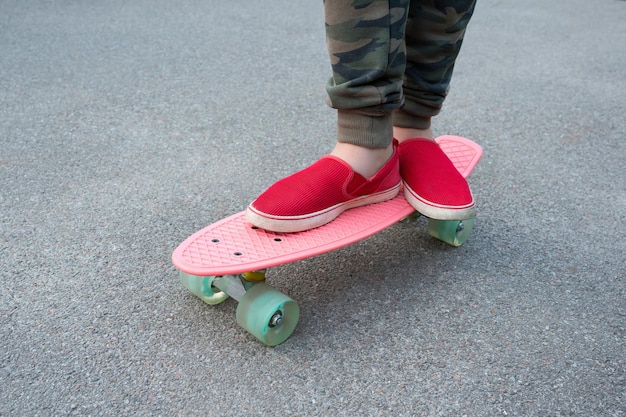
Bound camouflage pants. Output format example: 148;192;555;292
324;0;476;147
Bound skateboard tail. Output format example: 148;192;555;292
436;135;483;178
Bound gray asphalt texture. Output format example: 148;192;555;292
1;0;625;416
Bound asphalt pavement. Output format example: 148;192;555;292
1;0;625;416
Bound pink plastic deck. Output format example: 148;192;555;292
172;135;482;276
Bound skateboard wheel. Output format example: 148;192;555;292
236;283;299;346
178;272;229;305
427;217;475;247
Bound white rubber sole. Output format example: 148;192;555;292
246;183;401;233
403;182;475;221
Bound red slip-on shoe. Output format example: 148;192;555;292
399;138;475;220
246;142;401;233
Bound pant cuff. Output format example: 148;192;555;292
392;108;432;130
336;111;393;149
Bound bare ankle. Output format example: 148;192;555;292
330;142;394;178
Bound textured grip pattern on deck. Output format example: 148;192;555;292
436;135;482;177
172;136;482;276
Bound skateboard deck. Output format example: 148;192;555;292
172;135;482;346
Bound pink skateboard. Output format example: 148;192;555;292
172;135;482;345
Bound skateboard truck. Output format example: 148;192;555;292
179;270;300;346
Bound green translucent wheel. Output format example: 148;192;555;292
236;283;299;346
428;217;475;247
179;272;229;305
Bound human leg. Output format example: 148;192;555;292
394;0;476;134
325;0;412;177
325;0;409;146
